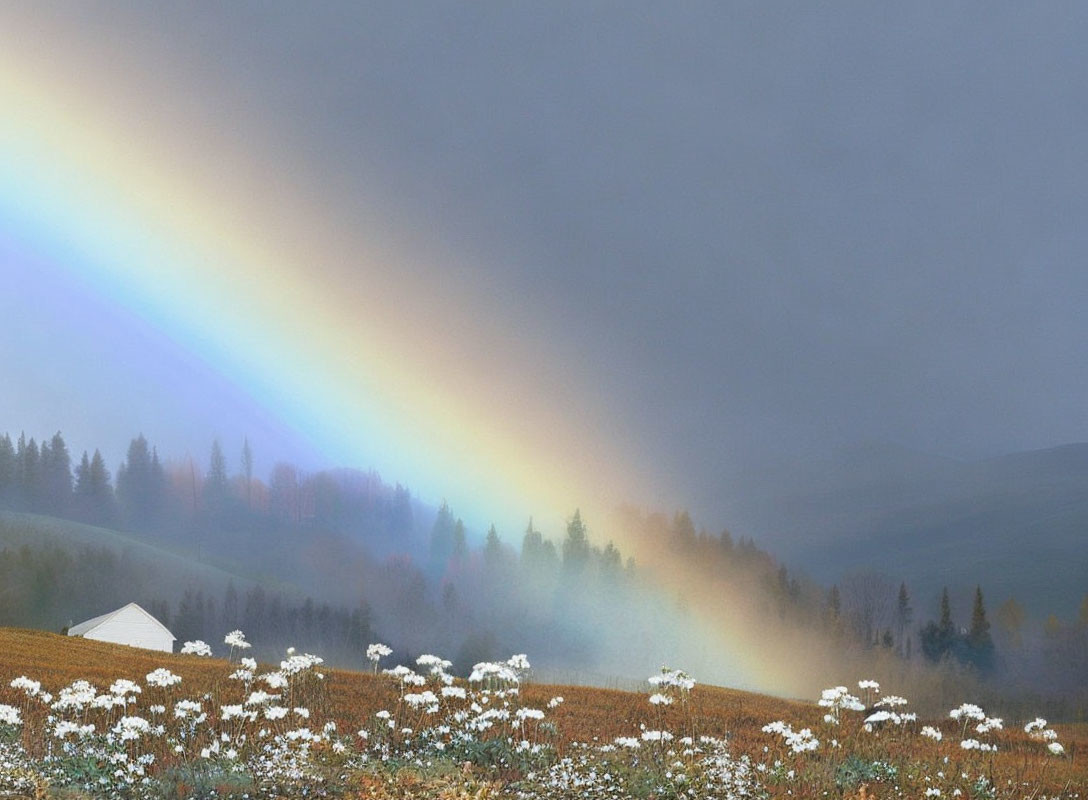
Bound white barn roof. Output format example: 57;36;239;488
68;602;176;651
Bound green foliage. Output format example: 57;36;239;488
835;755;899;789
152;762;255;800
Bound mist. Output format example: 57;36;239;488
4;3;1088;532
1;2;1087;721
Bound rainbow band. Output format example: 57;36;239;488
0;50;810;696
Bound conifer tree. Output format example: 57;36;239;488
967;585;995;674
921;587;956;663
40;432;72;512
241;437;253;510
87;449;114;523
429;501;455;571
521;517;544;568
562;509;590;573
601;541;622;579
114;436;166;528
483;524;503;571
896;582;913;654
17;435;40;509
451;519;467;561
204;439;229;513
827;584;841;620
671;510;696;551
0;433;15;501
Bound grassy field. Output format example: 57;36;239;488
0;627;1084;798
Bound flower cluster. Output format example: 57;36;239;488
365;642;392;672
1024;717;1065;756
762;720;820;753
179;639;212;657
817;684;865;724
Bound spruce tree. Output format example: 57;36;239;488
18;435;40;509
521;517;543;568
601;541;622;579
0;433;14;501
204;439;229;515
241;438;253;511
429;501;455;572
562;509;590;573
483;524;503;571
88;449;114;523
896;582;913;654
828;584;841;617
451;519;467;561
967;585;996;674
40;432;72;512
921;587;956;663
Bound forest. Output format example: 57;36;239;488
1;428;1086;716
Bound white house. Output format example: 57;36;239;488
67;603;176;653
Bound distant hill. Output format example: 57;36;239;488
723;443;1088;620
0;510;257;599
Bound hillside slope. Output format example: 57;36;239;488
1;627;1085;798
0;627;803;748
726;443;1088;617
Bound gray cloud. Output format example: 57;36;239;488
7;1;1088;526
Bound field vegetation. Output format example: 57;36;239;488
0;628;1083;799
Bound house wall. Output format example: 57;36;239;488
82;606;174;653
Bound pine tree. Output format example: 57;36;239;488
483;524;503;571
451;519;467;561
562;509;590;574
967;585;996;674
17;435;40;509
204;439;229;515
74;452;92;495
896;582;913;655
40;432;72;512
827;584;842;621
938;587;955;640
921;587;956;663
117;435;164;527
671;510;696;551
241;437;253;511
0;433;14;501
429;501;455;572
521;517;544;568
601;541;622;579
87;450;114;523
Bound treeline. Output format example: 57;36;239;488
613;506;1088;700
2;426;1084;700
0;430;418;558
0;541;373;664
163;584;373;664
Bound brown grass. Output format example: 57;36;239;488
1;627;1085;796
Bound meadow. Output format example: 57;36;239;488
0;627;1083;799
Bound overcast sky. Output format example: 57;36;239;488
3;2;1088;528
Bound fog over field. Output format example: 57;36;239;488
0;1;1086;719
3;3;1088;531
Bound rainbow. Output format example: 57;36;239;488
0;45;650;535
0;39;820;696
